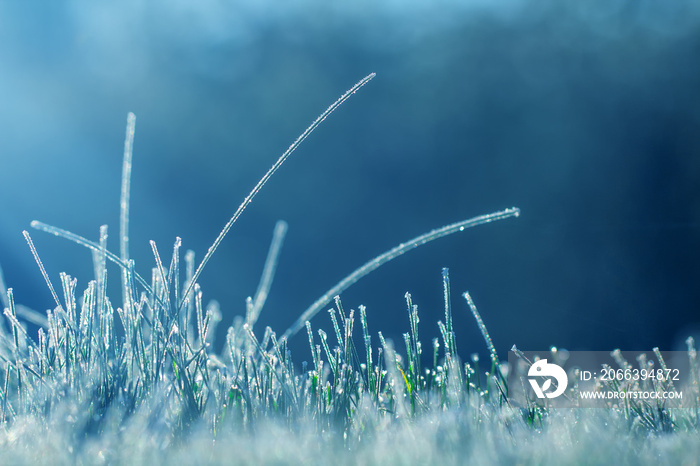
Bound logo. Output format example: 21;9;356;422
528;359;568;399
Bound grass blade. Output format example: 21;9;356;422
179;73;376;311
30;221;153;293
120;112;136;308
22;231;62;311
248;220;288;328
283;207;520;339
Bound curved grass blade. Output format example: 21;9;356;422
179;73;376;311
282;207;520;340
30;221;155;299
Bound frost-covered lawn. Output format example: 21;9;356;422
1;76;697;465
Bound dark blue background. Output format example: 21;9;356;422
1;1;699;360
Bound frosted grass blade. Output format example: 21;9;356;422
463;292;499;367
0;264;8;339
282;207;520;339
120;112;136;307
0;263;8;311
30;221;155;299
12;305;48;329
248;220;288;328
168;237;182;314
442;268;456;355
150;240;172;316
179;73;376;311
22;231;62;311
96;225;109;327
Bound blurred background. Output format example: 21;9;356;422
1;0;699;361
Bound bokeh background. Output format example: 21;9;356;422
1;0;699;361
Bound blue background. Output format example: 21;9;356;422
1;0;699;360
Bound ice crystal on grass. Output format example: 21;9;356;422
0;75;698;465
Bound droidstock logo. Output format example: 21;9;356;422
528;359;568;399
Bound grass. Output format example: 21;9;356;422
0;75;698;465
